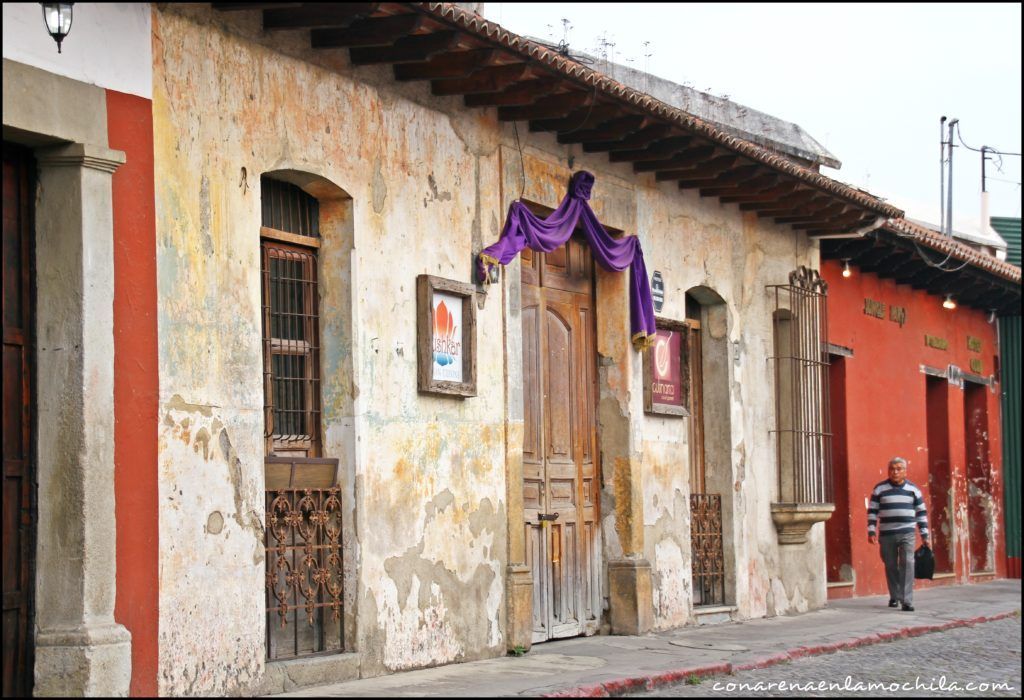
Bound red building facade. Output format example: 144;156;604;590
822;256;1007;599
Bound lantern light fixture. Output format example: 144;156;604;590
41;3;74;54
841;259;852;278
942;294;956;310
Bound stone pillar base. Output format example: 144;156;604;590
608;559;652;635
35;623;132;697
771;503;835;545
506;564;534;652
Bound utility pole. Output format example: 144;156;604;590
946;118;958;236
981;145;991;238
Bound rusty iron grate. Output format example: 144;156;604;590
690;493;725;607
769;266;833;504
265;477;343;660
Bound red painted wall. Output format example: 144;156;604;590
107;90;159;697
822;258;1005;599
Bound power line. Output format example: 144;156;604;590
955;123;1021;156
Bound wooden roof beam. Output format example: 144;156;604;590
677;163;759;189
609;136;695;163
807;213;880;236
497;91;593;121
432;63;531;96
530;104;624;132
774;202;849;225
264;3;378;30
310;14;423;48
699;172;778;197
634;145;717;173
393;49;501;81
718;180;799;204
792;207;866;230
756;194;831;218
557;115;648;144
581;124;675;153
739;188;817;212
349;32;460;65
463;78;559;106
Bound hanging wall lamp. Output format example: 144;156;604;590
841;259;852;278
41;3;74;54
942;294;956;310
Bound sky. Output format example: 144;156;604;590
484;3;1023;238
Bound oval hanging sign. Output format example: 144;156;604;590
651;271;665;313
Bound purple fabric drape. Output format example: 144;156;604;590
477;171;656;349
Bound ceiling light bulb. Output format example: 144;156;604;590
842;260;851;278
942;294;956;310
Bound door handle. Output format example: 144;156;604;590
538;513;560;522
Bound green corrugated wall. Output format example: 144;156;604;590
1000;314;1021;561
992;216;1021;267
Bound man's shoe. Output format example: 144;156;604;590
888;599;899;608
902;603;915;611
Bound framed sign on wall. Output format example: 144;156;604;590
643;318;689;417
417;274;477;398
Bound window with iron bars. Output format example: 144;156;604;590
769;266;834;505
260;176;343;661
261;178;322;457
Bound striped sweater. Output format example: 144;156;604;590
867;479;929;538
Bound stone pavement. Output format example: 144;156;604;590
635;615;1021;696
270;579;1021;697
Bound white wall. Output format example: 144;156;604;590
2;2;151;98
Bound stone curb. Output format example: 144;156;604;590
543;611;1019;697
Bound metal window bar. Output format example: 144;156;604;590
690;493;725;606
264;459;343;661
261;177;320;238
768;267;833;504
261;243;322;455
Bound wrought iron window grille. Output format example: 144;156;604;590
768;266;834;505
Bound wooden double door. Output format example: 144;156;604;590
521;236;601;642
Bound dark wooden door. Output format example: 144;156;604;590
2;142;35;697
521;236;600;642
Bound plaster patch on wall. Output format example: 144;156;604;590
372;157;387;214
651;539;689;629
375;574;464;671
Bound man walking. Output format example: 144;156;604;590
867;457;929;611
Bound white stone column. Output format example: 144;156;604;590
32;143;132;697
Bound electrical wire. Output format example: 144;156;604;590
513;120;526;201
955;123;1021;156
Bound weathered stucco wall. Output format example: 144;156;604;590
153;5;508;693
152;5;831;691
632;182;825;627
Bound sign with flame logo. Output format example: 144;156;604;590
650;329;682;406
417;274;476;398
432;292;463;382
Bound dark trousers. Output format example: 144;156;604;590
880;532;916;605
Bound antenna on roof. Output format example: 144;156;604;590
642;41;652;93
558;18;572;56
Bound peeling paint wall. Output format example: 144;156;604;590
153;5;510;693
152;4;835;691
633;184;824;627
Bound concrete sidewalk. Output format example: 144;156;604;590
271;579;1021;697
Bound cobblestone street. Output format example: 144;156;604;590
631;616;1022;697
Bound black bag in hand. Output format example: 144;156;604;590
914;544;935;580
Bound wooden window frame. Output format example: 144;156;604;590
261;232;322;457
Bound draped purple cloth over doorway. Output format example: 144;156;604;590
476;171;656;350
